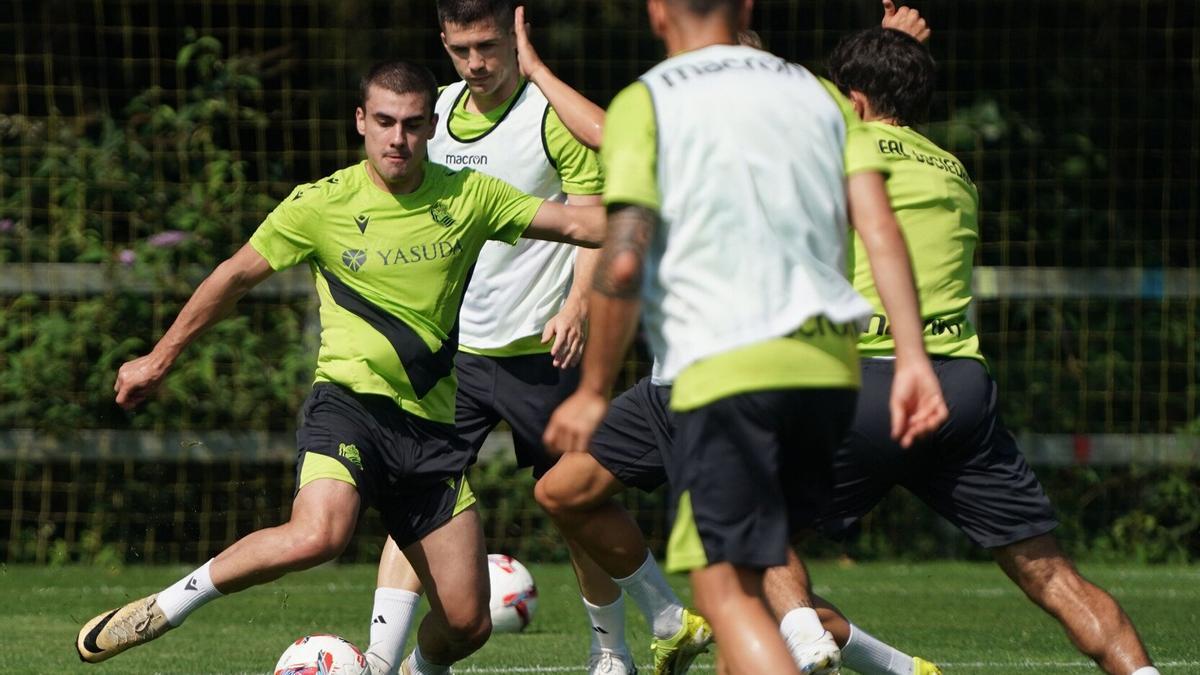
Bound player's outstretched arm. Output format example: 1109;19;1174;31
882;0;931;43
523;200;606;248
114;243;275;410
847;171;947;447
515;5;605;151
543;203;654;454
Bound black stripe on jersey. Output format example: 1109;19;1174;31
445;80;532;144
540;104;558;170
319;266;456;399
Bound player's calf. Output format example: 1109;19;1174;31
996;534;1157;674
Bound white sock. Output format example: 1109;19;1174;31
582;594;631;655
779;607;826;646
841;623;915;675
614;551;684;639
405;645;450;675
365;588;421;675
157;559;222;626
1131;668;1162;675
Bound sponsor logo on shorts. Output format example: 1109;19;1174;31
338;443;363;469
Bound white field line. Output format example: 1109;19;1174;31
443;662;1200;673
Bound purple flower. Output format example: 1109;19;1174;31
118;249;136;266
0;219;13;233
147;230;190;248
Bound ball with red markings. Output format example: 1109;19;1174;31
487;553;539;633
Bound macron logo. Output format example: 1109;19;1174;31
185;578;198;591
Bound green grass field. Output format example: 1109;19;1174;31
5;561;1198;674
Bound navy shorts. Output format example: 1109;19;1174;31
589;377;675;492
296;383;473;548
668;388;858;572
821;358;1059;549
455;351;580;478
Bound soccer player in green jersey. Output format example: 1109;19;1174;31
759;23;1161;675
75;60;606;670
543;0;948;673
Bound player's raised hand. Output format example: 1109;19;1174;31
542;301;587;369
514;5;547;80
114;353;171;410
888;359;948;448
882;0;932;44
543;390;608;454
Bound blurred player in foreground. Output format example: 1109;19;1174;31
543;0;947;672
75;61;605;670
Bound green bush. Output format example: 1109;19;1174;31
0;35;312;432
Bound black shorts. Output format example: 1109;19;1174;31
590;377;675;492
296;383;474;548
821;358;1058;549
455;351;579;478
667;388;857;572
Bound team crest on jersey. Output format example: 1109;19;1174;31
341;249;367;272
429;201;455;228
354;214;370;233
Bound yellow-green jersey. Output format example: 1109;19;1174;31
249;161;542;423
431;79;604;356
603;46;889;411
845;122;985;363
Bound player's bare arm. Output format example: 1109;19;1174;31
881;0;931;43
542;193;603;369
514;5;605;151
522;200;606;248
114;243;275;410
543;204;656;455
846;171;947;446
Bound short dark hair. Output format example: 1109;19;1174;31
359;60;439;117
436;0;514;30
828;27;935;126
667;0;740;16
738;29;763;49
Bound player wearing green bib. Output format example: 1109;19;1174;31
757;24;1161;675
543;1;947;673
76;61;606;669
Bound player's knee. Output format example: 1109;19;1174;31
1014;553;1082;603
443;605;492;651
285;527;350;568
534;471;577;515
535;458;608;516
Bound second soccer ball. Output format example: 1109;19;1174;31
487;553;539;633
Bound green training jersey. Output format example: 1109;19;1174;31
845;123;985;363
249;160;543;423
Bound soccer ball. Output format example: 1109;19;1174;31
488;553;538;633
273;634;369;675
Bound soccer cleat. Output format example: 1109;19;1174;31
588;649;639;674
786;629;841;675
75;594;174;663
913;656;943;675
650;608;713;675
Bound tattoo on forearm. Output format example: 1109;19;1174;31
593;205;656;299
